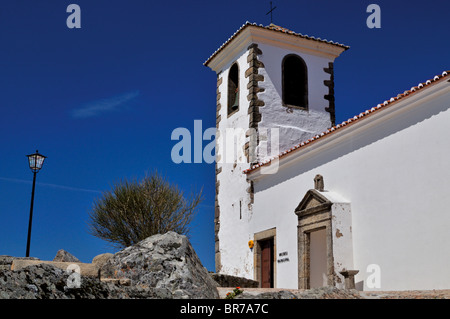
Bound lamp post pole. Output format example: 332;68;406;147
25;150;47;258
25;171;37;257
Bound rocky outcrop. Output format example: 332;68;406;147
210;273;259;288
228;286;362;299
0;263;104;299
100;231;219;299
295;286;362;299
0;232;218;299
11;259;99;277
0;256;39;271
0;263;173;299
0;234;373;300
92;253;113;268
53;249;80;263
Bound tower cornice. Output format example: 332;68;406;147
204;22;349;72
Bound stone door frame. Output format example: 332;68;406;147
253;228;277;288
295;189;335;289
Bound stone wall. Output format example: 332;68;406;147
0;255;39;271
210;273;259;288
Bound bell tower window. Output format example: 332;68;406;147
228;62;239;115
282;54;308;109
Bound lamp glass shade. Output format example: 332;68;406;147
27;151;47;172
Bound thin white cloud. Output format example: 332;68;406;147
0;177;102;194
70;90;140;119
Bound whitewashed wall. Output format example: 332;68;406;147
249;86;450;291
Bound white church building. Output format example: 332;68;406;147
204;22;450;291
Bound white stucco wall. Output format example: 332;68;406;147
249;85;450;291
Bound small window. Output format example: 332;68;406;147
282;54;308;109
239;200;242;219
228;63;239;115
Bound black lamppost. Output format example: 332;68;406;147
25;150;47;257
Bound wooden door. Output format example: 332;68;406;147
260;239;274;288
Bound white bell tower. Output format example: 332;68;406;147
204;22;348;278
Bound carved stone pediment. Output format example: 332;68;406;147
295;189;332;217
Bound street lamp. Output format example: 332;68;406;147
25;150;47;257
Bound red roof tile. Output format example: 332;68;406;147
243;71;450;174
204;22;349;67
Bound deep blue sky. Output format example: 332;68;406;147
0;0;448;272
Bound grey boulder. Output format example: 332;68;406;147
100;231;219;299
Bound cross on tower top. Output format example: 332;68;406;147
266;1;277;24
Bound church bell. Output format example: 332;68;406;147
231;90;239;110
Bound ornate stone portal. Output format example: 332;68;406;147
295;189;334;289
295;176;355;289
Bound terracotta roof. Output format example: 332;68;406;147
204;22;350;67
244;71;450;174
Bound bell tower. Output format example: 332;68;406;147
204;22;348;277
